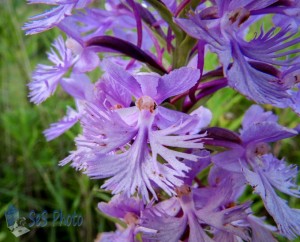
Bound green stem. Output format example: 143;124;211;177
173;35;197;68
144;0;184;40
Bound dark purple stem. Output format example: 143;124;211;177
189;41;206;102
126;0;143;70
135;3;167;41
167;27;174;53
197;41;205;72
195;81;227;99
201;67;223;79
198;78;227;90
170;73;225;104
86;36;167;74
126;0;143;48
183;78;228;111
175;0;191;17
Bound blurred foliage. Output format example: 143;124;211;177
0;0;300;241
0;1;113;241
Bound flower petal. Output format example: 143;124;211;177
154;106;191;131
79;104;138;154
190;106;213;132
43;106;80;141
260;154;300;198
134;73;160;98
98;194;142;219
212;148;244;172
155;67;200;103
28;36;73;104
102;60;142;97
227;44;291;107
241;105;277;132
241;122;297;145
188;213;214;242
23;0;91;35
60;73;93;100
86;125;183;202
141;209;187;242
247;215;277;242
243;166;300;239
183;150;211;186
149;119;205;175
73;48;100;72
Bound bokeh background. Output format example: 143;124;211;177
1;0;300;241
0;1;113;241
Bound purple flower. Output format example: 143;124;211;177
213;213;277;242
61;61;212;201
96;194;155;242
212;105;297;171
243;154;300;239
282;65;300;115
175;2;300;108
182;149;211;186
59;2;157;51
43;73;93;141
44;72;132;141
211;105;300;239
138;151;277;241
44;106;80;141
23;0;91;35
95;230;125;242
208;165;246;201
247;215;277;242
141;182;251;241
258;1;300;27
28;36;73;104
28;35;102;105
65;38;100;73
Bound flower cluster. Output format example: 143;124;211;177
24;0;300;241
